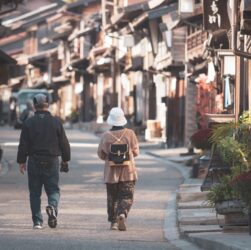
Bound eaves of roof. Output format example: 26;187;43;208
27;48;58;63
68;26;96;42
2;3;61;27
16;10;60;29
66;0;100;13
105;1;177;32
0;49;17;64
46;11;81;24
0;32;26;46
148;2;178;20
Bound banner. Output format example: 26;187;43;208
203;0;230;31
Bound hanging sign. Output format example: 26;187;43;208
203;0;230;31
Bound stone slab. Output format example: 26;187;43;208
187;232;251;250
180;224;222;234
178;208;224;226
178;200;210;209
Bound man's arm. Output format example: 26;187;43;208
19;163;26;174
17;125;28;164
59;124;71;162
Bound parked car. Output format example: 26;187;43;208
14;89;51;129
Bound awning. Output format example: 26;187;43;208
70;58;89;68
66;0;98;13
30;76;70;90
50;30;72;41
46;10;81;24
0;49;17;64
105;3;149;31
8;76;25;87
62;57;90;74
51;76;70;88
118;2;179;35
119;12;148;35
148;0;166;9
68;26;96;41
88;55;112;73
28;48;57;67
148;3;178;20
30;79;47;89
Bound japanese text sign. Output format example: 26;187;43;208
203;0;230;31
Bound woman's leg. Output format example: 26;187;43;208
117;181;135;217
106;183;119;223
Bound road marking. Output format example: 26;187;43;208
1;142;98;148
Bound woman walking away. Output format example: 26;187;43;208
97;107;139;231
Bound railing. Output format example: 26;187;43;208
187;30;207;59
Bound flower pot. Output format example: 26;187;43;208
215;200;249;229
215;200;246;215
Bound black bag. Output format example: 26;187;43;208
107;129;130;167
108;143;129;164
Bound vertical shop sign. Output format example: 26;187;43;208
203;0;230;31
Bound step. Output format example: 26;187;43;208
180;225;222;234
178;208;224;226
178;200;210;209
177;191;209;203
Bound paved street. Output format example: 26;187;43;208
0;126;183;250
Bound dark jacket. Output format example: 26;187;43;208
17;110;71;164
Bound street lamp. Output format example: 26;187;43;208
178;0;194;16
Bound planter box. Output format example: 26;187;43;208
224;212;248;226
216;200;249;228
215;200;246;215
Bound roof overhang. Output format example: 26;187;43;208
0;49;17;64
66;0;100;13
28;48;57;67
68;26;96;42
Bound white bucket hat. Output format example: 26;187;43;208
107;107;127;126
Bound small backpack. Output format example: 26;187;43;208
108;129;130;167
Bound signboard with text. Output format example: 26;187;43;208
203;0;230;31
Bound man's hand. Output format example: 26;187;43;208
19;163;26;175
60;161;69;173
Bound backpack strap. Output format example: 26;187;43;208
107;128;127;142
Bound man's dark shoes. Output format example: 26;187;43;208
46;205;57;228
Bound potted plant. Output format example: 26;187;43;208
207;175;241;213
209;111;251;174
190;128;213;151
205;111;251;228
231;170;251;234
206;174;247;228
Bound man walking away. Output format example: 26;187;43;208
17;93;71;229
19;99;34;125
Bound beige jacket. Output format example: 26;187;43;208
97;128;139;183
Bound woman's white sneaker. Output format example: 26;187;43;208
118;214;126;231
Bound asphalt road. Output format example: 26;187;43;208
0;126;183;250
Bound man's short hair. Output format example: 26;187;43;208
33;93;49;109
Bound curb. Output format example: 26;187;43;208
145;154;202;249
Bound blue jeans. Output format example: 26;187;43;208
27;156;60;225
